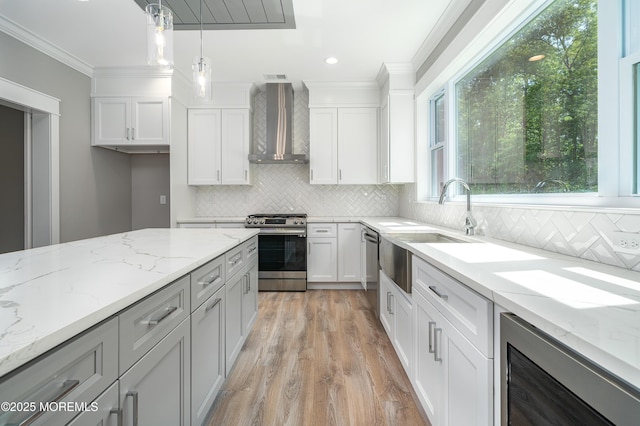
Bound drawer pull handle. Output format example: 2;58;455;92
126;391;139;426
199;273;221;287
434;327;443;362
229;255;242;266
248;246;257;254
15;379;80;425
316;229;329;233
429;285;448;301
428;321;436;353
386;292;391;313
110;408;123;426
205;297;222;313
143;306;178;326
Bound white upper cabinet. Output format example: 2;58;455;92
90;68;172;153
306;82;379;185
187;83;256;186
92;97;170;149
188;108;251;186
188;109;222;185
309;108;338;184
377;64;415;183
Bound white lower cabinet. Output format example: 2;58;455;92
379;270;413;377
307;223;362;285
191;287;225;426
412;255;493;426
119;317;191;426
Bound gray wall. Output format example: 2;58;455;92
0;31;132;242
132;154;170;230
0;104;24;253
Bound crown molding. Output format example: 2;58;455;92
0;15;94;77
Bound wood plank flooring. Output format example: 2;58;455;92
206;290;430;426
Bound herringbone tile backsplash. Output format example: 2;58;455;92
399;184;640;272
196;88;400;217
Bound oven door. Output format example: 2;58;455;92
500;313;640;426
257;230;307;291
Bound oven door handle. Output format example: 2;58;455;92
258;229;307;237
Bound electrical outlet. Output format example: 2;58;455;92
610;231;640;255
160;195;167;205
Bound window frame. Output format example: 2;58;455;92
417;0;640;208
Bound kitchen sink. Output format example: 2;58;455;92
386;232;468;244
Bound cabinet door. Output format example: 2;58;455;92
119;318;190;426
92;97;130;145
443;319;493;426
188;109;222;185
307;237;337;282
221;109;251;184
379;99;390;183
414;291;442;426
337;108;378;184
337;223;361;282
131;97;169;144
309;108;338;184
67;381;119;426
379;271;394;337
384;91;415;183
242;263;259;336
225;272;245;374
191;288;225;426
392;289;413;377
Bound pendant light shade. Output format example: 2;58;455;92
146;3;174;67
192;0;212;101
193;56;212;101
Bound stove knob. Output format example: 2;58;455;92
294;220;299;225
253;219;259;224
260;219;266;224
246;218;251;224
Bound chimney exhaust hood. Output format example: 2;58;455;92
248;83;308;164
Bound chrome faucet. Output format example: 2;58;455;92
438;178;477;236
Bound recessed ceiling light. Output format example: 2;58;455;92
325;57;339;65
528;54;545;62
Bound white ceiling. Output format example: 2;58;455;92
0;0;470;87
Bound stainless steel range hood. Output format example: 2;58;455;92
248;83;308;164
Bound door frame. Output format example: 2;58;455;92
0;76;60;247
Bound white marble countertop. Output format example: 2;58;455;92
176;217;246;223
0;228;258;378
361;217;640;392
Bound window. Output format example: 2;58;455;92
454;0;598;195
429;91;446;196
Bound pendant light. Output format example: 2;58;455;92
146;0;174;67
192;0;212;101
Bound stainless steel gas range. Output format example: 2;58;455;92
244;213;307;291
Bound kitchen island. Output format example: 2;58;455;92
0;228;258;379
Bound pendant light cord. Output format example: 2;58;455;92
200;0;204;59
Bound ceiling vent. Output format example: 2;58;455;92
263;74;288;81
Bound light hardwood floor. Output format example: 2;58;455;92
206;290;430;426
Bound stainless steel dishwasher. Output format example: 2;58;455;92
379;235;412;294
362;227;380;318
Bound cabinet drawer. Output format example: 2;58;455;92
413;256;493;357
0;318;118;426
67;381;119;426
225;245;245;278
308;223;337;237
191;255;225;312
245;236;258;263
119;275;190;374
